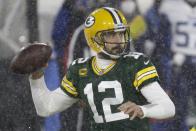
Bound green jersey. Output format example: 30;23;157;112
60;52;159;131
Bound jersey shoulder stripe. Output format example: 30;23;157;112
61;76;78;97
128;54;159;90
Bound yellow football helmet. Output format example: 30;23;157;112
84;7;131;59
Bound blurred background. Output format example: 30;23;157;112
0;0;195;131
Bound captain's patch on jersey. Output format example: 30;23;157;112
79;68;88;77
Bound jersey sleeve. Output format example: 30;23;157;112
60;65;79;98
133;55;160;90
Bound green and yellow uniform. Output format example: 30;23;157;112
61;52;159;131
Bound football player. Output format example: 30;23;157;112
29;7;175;131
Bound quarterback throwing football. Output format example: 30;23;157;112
30;7;175;131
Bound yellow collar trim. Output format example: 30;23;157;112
92;57;116;76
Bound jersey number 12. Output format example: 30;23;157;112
84;80;129;123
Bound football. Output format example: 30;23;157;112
10;43;52;74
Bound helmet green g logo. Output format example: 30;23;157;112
85;16;95;28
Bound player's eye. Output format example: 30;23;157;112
102;31;125;38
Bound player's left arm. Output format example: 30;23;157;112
139;81;175;119
118;55;175;119
118;81;175;120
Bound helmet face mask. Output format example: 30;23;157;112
84;7;132;59
94;27;130;57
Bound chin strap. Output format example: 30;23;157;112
98;49;128;60
97;52;114;60
101;49;121;59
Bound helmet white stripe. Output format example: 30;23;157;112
103;7;122;25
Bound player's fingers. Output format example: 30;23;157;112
130;110;138;120
118;101;136;111
124;106;137;114
118;105;129;112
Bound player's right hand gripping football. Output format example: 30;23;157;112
31;63;48;80
10;43;52;78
